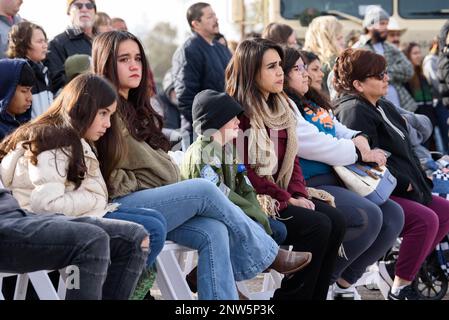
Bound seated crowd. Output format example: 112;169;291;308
1;0;449;301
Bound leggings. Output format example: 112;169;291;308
307;173;404;284
391;195;449;281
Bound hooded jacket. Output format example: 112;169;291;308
0;59;32;140
335;94;433;205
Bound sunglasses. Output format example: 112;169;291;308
72;2;96;10
367;70;387;80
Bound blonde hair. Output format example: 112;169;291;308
304;16;343;68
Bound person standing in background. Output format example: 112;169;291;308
172;2;231;143
0;0;22;58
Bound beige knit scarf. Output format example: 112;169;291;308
247;94;298;216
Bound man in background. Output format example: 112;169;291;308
172;2;231;143
0;0;23;58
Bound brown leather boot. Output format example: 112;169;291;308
267;248;312;275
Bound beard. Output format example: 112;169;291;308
372;30;388;43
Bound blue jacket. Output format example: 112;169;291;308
172;33;231;128
0;59;31;140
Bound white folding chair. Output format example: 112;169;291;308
354;262;390;299
155;241;197;300
0;270;65;300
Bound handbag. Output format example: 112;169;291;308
334;163;397;205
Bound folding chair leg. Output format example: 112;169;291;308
0;277;4;300
156;249;195;300
57;275;66;300
28;271;60;300
14;274;29;300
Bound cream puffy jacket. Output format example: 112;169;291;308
0;139;118;217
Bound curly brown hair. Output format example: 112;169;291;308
7;21;47;59
333;48;386;95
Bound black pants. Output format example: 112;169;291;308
272;200;346;300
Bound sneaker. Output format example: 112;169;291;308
387;285;421;300
332;283;362;300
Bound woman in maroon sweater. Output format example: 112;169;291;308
226;38;346;300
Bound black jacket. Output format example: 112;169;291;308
46;28;92;94
171;32;231;129
437;20;449;107
335;94;433;205
27;59;53;118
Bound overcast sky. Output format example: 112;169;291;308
19;0;240;43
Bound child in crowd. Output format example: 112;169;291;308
0;73;167;300
181;89;288;245
0;59;33;140
7;21;54;118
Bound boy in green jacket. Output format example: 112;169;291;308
181;89;287;244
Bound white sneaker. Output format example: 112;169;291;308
332;283;362;300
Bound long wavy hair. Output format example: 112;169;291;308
0;74;120;189
225;38;288;117
92;31;170;152
304;16;343;68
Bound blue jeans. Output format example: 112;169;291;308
114;179;279;300
104;207;167;267
0;210;148;300
268;218;287;245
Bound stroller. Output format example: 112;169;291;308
378;237;449;300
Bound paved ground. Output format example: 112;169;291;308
150;276;449;300
150;276;386;300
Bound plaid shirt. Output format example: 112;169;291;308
354;36;418;112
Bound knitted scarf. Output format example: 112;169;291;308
247;95;298;215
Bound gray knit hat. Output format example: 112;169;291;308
64;54;91;82
363;5;390;29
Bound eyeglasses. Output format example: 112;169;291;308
366;70;387;80
292;64;308;74
72;2;96;10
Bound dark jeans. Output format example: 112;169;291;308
272;201;346;300
0;210;148;300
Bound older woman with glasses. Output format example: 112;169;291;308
334;48;449;300
282;47;404;300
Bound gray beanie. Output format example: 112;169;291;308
363;6;390;29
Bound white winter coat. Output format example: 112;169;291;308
1;139;118;217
